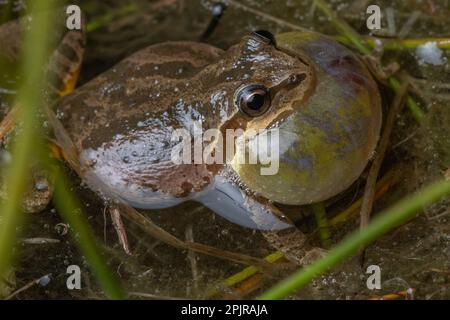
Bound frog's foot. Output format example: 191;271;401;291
193;175;325;264
45;14;86;99
0;166;53;214
262;228;327;266
194;175;293;231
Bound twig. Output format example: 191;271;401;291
405;77;433;107
330;169;400;226
5;274;50;300
185;224;199;295
369;288;415;300
119;204;274;271
314;0;370;54
409;77;450;89
109;206;132;255
359;82;409;237
391;130;418;149
102;206;107;244
86;3;138;32
128;291;187;300
335;36;450;51
389;78;425;123
21;238;60;244
205;251;284;298
398;11;421;39
385;7;396;37
227;0;308;32
314;0;426;123
225;273;263;298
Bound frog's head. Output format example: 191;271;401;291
224;31;381;205
212;30;315;123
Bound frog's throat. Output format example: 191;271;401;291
193;175;293;231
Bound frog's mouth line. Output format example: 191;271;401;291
268;72;307;98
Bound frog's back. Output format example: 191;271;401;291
57;42;224;208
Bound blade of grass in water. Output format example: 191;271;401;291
49;164;125;299
86;3;138;32
312;203;331;249
0;1;124;299
335;36;450;51
259;178;450;300
0;0;56;293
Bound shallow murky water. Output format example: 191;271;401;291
1;0;450;299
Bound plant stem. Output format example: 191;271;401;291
50;166;125;299
206;251;284;298
335;36;450;50
314;0;426;123
312;203;331;249
0;1;55;291
314;0;371;55
86;4;138;32
389;77;425;122
258;178;450;300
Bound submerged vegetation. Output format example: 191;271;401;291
0;0;449;299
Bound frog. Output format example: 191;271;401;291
53;29;381;264
0;5;382;266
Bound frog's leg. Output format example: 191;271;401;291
194;175;327;265
45;23;86;99
0;13;85;213
0;14;86;142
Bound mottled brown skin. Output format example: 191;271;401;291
57;36;313;210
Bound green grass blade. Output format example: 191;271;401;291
50;166;125;299
259;178;450;300
0;0;56;290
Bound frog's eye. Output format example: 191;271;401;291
235;84;271;117
251;30;276;47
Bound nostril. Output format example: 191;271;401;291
288;73;307;85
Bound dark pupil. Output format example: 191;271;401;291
246;93;265;110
